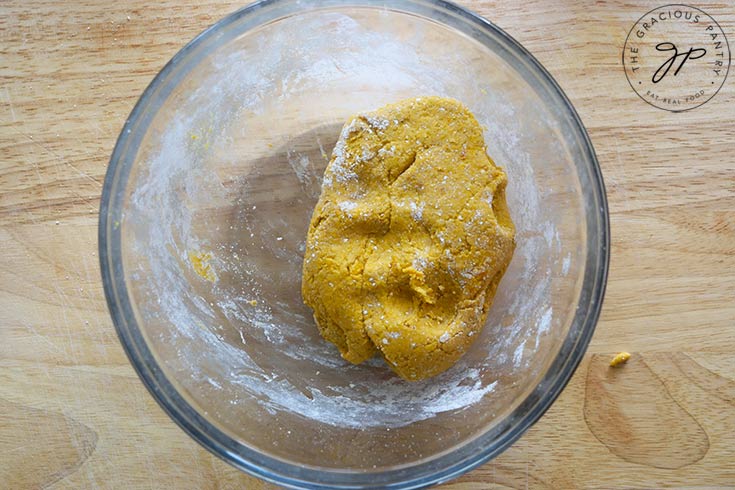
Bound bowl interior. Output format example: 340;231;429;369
107;1;603;482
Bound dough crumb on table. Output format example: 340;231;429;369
610;352;631;367
301;96;516;381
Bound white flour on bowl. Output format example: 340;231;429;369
127;11;568;430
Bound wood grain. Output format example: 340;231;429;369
1;0;733;488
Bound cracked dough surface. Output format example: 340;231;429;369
302;96;515;381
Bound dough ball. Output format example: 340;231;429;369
302;96;515;381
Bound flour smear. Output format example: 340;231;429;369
127;11;570;431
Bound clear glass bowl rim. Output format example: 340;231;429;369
98;0;610;488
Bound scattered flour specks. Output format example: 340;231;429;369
562;254;571;275
513;340;525;367
538;307;552;334
363;115;390;131
339;200;358;212
409;200;424;221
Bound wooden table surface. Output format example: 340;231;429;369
2;0;734;488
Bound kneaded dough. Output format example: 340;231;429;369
302;96;515;381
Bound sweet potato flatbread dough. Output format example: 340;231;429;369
302;96;515;381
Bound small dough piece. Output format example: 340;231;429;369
302;96;515;381
610;352;631;367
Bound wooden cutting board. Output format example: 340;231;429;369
1;0;733;488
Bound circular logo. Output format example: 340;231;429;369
623;4;730;112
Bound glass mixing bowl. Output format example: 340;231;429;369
99;0;609;488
